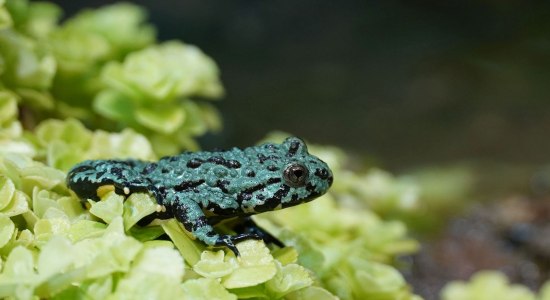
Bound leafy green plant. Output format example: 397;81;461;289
1;0;222;155
441;271;550;300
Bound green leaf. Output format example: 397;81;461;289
441;271;536;300
0;89;17;124
93;90;137;124
540;281;550;300
127;225;165;242
0;175;16;211
61;3;155;59
100;41;223;102
89;191;124;224
0;215;15;248
193;250;238;278
0;189;28;217
160;218;204;266
134;105;185;134
108;246;186;300
35;118;92;149
271;247;298;266
0;6;12;30
87;128;155;161
286;286;338;300
0;246;37;298
221;240;277;289
32;188;62;219
1;245;36;278
34;218;70;243
181;278;237;300
67;220;106;242
265;262;313;298
37;236;74;278
122;192;157;230
73;217;142;278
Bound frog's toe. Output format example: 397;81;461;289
215;235;240;257
231;233;262;243
233;218;285;247
215;233;263;256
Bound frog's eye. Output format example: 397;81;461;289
283;163;309;187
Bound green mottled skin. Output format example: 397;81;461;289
67;137;333;255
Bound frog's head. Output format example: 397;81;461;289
245;137;333;213
279;137;334;206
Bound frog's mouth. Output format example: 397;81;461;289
280;188;326;209
280;171;333;209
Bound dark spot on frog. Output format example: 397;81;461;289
191;217;209;231
227;160;241;168
174;180;205;192
314;168;330;179
207;156;241;169
267;177;282;184
208;156;225;165
110;167;123;176
291;193;299;201
239;183;266;198
287;140;301;157
142;163;157;174
256;185;290;212
257;154;268;164
161;168;169;174
206;201;236;216
68;165;91;175
246;170;256;177
187;158;203;168
216;179;231;193
238;192;253;203
306;183;317;193
158;186;166;194
257;154;279;164
256;194;265;200
267;165;279;171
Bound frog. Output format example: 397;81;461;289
67;137;333;256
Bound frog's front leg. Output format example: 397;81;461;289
169;194;261;256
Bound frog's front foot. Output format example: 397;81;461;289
233;217;285;248
215;233;263;257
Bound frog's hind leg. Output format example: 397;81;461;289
169;193;262;256
67;159;156;202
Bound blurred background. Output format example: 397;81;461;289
57;0;550;170
51;1;550;298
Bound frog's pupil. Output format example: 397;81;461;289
283;163;309;187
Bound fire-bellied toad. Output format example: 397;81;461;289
67;137;333;255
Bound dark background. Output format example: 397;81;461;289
57;0;550;170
